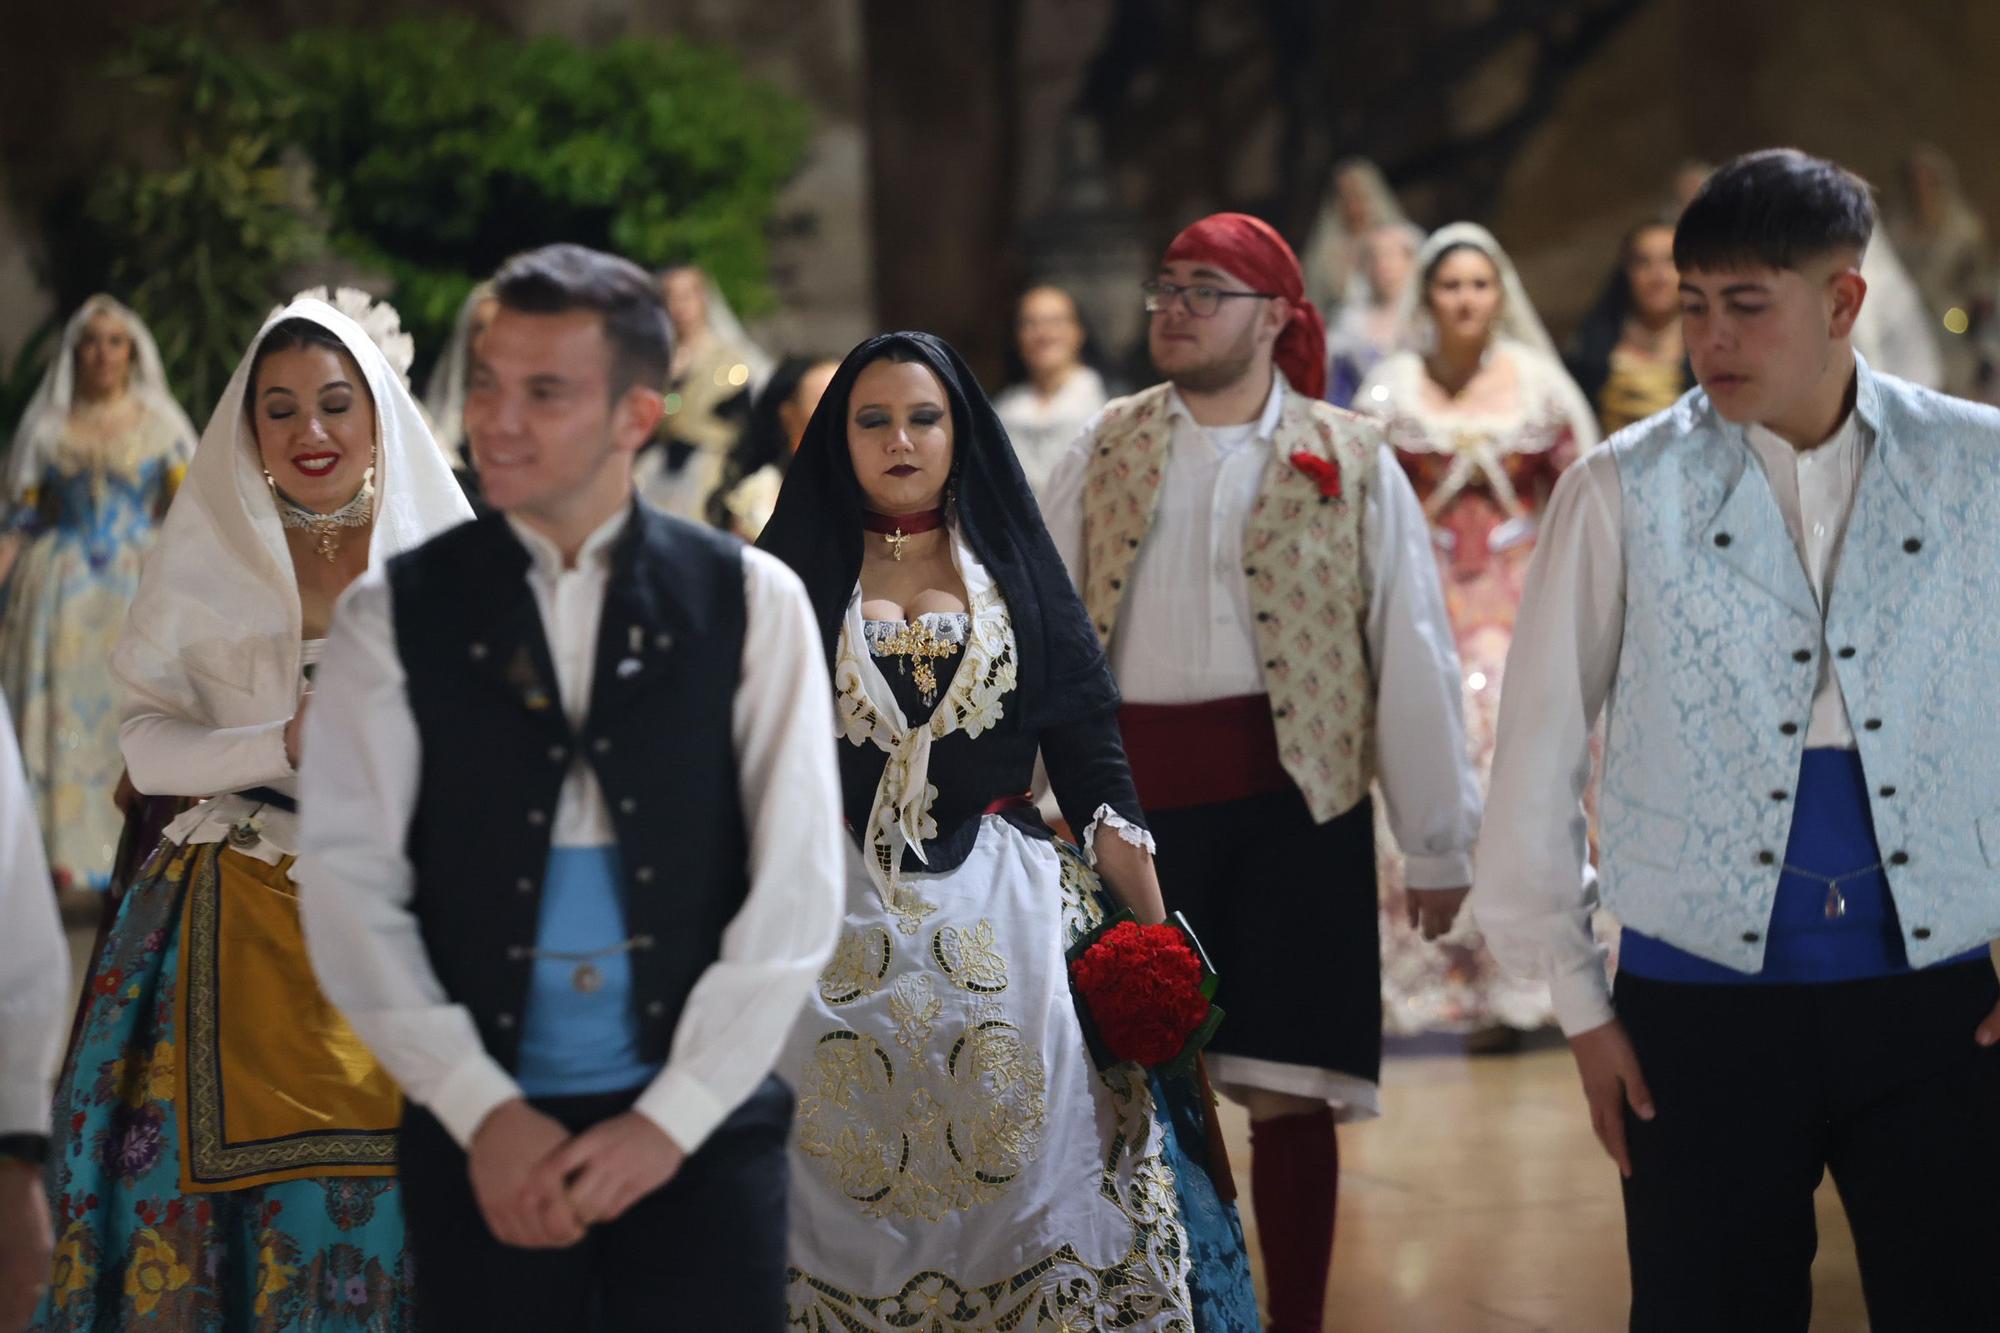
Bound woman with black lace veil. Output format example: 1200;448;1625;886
759;332;1256;1332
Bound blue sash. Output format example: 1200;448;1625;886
516;845;661;1096
1620;749;1986;984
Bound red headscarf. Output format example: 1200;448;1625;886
1161;212;1327;400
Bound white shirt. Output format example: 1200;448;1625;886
1471;412;1867;1036
0;694;67;1136
994;366;1109;496
298;509;845;1154
1039;375;1480;888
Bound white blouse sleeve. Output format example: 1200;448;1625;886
1362;444;1481;888
1468;445;1625;1035
0;696;68;1136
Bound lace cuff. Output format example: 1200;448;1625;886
1081;804;1156;866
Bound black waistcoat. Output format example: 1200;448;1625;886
388;503;749;1074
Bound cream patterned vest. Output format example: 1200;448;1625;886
1080;380;1379;823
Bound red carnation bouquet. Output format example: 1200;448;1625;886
1067;911;1224;1074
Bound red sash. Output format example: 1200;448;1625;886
1117;695;1292;812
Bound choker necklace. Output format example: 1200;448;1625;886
270;471;374;563
862;507;946;561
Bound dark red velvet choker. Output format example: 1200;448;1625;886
862;507;946;560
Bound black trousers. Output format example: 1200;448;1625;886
1148;788;1381;1086
399;1076;793;1332
1616;959;2000;1333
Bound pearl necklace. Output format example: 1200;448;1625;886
271;471;374;563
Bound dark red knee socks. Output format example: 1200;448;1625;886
1250;1105;1339;1333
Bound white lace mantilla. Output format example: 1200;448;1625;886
835;530;1018;932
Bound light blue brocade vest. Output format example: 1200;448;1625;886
1599;357;2000;974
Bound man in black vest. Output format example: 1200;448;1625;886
298;243;844;1330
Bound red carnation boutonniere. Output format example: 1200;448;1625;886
1289;450;1342;499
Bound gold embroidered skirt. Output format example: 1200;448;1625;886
781;823;1196;1332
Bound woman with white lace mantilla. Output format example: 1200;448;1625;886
758;332;1257;1332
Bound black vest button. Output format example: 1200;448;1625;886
1714;533;1733;547
1127;537;1140;549
1904;538;1922;553
1863;719;1882;731
1836;646;1856;659
1770;790;1789;802
1758;851;1776;865
1265;659;1279;670
1912;927;1932;940
1742;931;1761;943
1878;786;1897;798
1889;851;1910;866
1779;723;1799;736
1792;650;1812;663
1256;612;1272;623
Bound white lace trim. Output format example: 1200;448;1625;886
1080;804;1155;866
833;529;1018;920
861;612;971;655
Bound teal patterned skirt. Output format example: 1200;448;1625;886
33;836;414;1331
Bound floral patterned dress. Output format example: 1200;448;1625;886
0;404;186;892
1357;344;1599;1036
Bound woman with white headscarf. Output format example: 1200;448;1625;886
1355;222;1599;1042
34;294;469;1331
0;296;195;899
421;279;497;488
1301;157;1411;319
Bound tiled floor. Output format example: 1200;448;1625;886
1215;1047;1869;1332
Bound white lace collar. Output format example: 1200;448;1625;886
833;525;1018;931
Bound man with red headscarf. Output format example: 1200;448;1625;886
1042;213;1481;1332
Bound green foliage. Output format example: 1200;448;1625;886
60;9;810;417
81;4;322;419
0;317;60;444
276;18;813;373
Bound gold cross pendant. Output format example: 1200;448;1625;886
883;527;910;561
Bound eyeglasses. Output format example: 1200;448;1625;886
1141;280;1279;318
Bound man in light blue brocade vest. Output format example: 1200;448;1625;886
1472;149;2000;1332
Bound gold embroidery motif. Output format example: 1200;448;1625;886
819;927;893;1006
888;973;942;1053
796;1005;1048;1223
932;919;1008;994
786;1065;1192;1332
